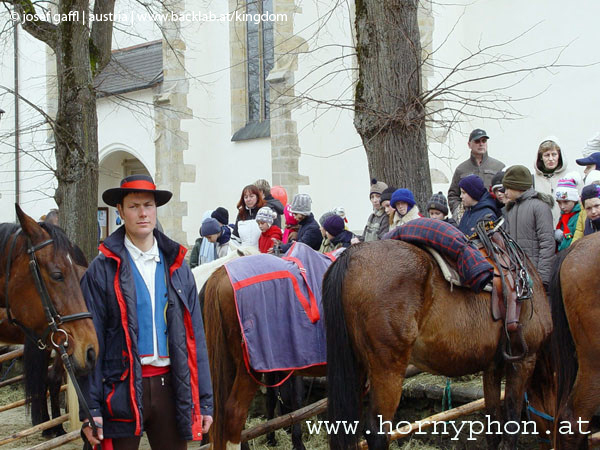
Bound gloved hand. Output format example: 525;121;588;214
554;229;564;242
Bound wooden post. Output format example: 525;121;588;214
67;378;81;432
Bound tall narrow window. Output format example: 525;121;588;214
246;0;274;124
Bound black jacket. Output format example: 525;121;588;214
279;213;322;252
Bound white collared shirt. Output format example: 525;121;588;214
124;236;170;367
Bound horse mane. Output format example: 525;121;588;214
549;244;579;411
38;223;77;257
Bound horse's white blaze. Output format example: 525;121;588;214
225;442;241;450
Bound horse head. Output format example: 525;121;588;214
9;205;98;375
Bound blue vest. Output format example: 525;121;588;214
127;251;169;359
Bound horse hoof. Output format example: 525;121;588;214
42;426;66;438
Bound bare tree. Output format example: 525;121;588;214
1;0;115;259
354;0;430;206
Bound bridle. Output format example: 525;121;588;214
2;227;98;436
3;228;92;349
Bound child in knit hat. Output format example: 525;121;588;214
352;178;390;244
427;192;457;227
389;188;422;231
256;206;283;253
554;173;582;250
319;215;354;253
457;174;499;235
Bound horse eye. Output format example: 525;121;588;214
50;272;64;281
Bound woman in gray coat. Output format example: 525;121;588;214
502;165;555;288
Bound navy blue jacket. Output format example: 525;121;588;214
80;226;212;440
458;191;499;236
280;213;322;252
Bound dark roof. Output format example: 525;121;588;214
94;41;163;97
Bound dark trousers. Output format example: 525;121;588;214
112;373;187;450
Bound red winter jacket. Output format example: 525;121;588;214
258;225;283;253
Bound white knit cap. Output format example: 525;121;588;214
256;206;276;225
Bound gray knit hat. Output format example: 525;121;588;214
427;192;449;216
370;178;388;197
289;193;312;215
319;210;336;226
200;218;221;237
256;206;276;225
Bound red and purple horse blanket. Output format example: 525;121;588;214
224;242;334;373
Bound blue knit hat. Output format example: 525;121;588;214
200;218;221;237
390;188;416;209
459;174;486;201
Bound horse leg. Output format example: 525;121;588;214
222;367;259;449
45;355;66;437
279;376;305;450
498;354;536;450
264;373;279;446
23;342;51;430
364;360;409;450
483;362;504;450
555;365;600;450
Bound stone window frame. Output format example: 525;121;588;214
229;0;274;141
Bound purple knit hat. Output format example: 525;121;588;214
459;175;486;201
322;215;345;237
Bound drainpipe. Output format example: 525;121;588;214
13;20;20;206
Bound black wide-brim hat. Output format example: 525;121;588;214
102;174;173;207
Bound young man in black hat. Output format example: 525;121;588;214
81;174;213;449
447;129;505;217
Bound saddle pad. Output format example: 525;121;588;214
224;242;333;372
386;218;494;292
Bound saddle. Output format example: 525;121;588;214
427;217;533;361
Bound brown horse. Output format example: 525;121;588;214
0;205;98;375
322;239;552;450
547;233;600;449
202;265;327;450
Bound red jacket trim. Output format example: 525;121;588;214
99;244;142;435
183;309;203;441
170;245;187;277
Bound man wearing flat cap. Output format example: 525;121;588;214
80;174;213;449
447;129;505;218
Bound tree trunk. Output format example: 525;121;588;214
53;1;99;261
354;0;431;209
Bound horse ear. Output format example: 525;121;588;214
15;204;46;241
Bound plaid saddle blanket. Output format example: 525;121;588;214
385;218;494;292
224;242;334;372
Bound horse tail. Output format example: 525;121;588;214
202;267;235;449
549;247;578;411
23;339;51;425
323;248;361;450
